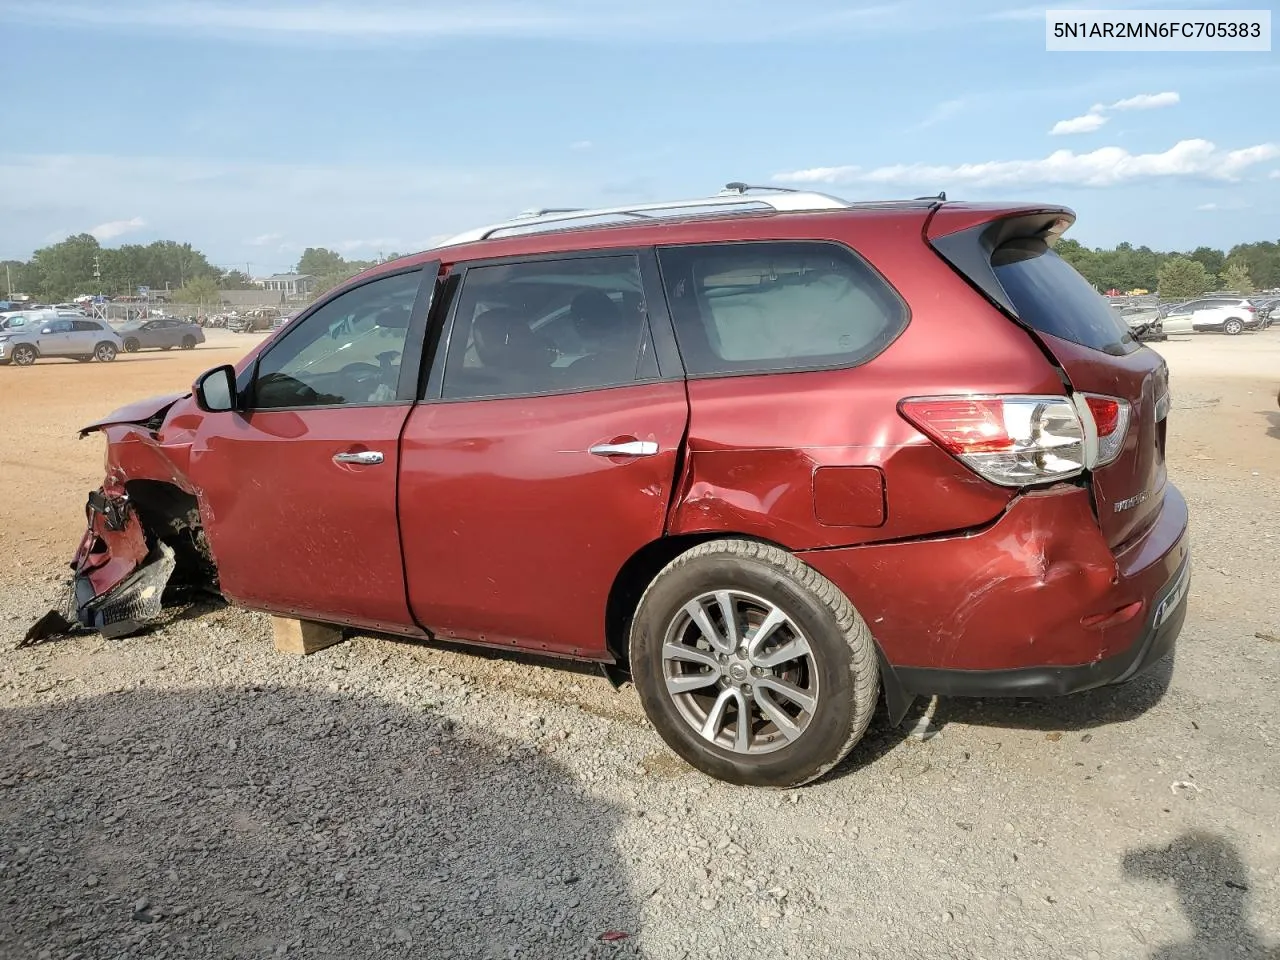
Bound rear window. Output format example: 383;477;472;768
657;241;907;376
992;238;1136;356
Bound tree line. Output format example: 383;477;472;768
1055;239;1278;299
5;232;1277;308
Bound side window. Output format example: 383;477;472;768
441;255;650;401
51;320;74;333
657;241;907;376
252;270;421;409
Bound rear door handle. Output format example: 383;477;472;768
333;451;384;465
589;440;658;458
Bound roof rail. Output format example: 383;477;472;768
435;183;856;247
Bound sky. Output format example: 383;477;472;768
1;0;1277;276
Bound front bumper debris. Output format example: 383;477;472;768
19;489;180;647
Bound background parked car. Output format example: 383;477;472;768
0;318;123;365
1109;303;1166;342
116;317;206;352
1159;297;1261;335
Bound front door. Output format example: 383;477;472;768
187;266;436;633
36;319;75;356
400;251;689;658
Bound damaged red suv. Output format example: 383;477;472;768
57;184;1190;787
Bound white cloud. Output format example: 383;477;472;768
1109;91;1180;111
1196;203;1218;211
1050;112;1108;136
0;0;925;42
1271;169;1280;179
1050;90;1179;136
773;139;1280;189
246;232;282;246
90;216;145;240
569;140;593;151
913;99;967;130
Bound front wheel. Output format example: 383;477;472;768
11;344;37;366
630;539;879;787
123;338;140;353
95;342;118;362
1223;318;1244;336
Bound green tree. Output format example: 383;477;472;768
218;269;255;290
1218;260;1254;293
1224;241;1280;289
29;233;102;299
1188;246;1225;278
1158;256;1211;300
297;247;347;277
175;275;222;314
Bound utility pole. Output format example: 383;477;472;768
5;263;11;300
93;255;102;296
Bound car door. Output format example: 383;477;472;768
36;319;75;355
185;264;439;633
1161;302;1197;334
399;250;689;659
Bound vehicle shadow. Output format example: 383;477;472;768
0;688;639;959
1123;831;1278;959
1262;409;1280;441
930;652;1175;733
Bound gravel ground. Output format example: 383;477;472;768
2;330;1279;959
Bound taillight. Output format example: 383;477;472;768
899;393;1130;487
1082;394;1130;465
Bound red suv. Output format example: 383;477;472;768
58;185;1190;787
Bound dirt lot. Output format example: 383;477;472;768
2;328;1278;959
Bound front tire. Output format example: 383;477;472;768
12;344;37;366
1224;318;1244;335
95;342;118;362
630;539;879;787
123;338;140;353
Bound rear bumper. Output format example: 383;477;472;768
799;483;1190;696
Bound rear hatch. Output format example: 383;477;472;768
928;207;1170;549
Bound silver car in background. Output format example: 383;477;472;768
0;318;124;366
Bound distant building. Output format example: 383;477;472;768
261;273;316;297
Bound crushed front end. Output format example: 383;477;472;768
22;393;220;646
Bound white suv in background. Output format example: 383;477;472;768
0;317;124;365
1160;297;1261;336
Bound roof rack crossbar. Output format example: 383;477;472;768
435;181;948;248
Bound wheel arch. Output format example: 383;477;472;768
604;531;800;671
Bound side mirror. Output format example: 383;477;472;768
193;364;238;413
40;327;53;334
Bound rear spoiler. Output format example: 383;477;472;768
926;207;1074;317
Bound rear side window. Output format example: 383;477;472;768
992;238;1136;356
72;320;102;332
657;241;907;376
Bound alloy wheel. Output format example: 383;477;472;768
661;590;818;755
12;345;36;366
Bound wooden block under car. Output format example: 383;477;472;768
270;616;346;655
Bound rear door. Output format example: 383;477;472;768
399;250;688;659
932;216;1170;548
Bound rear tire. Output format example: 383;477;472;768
181;336;196;350
629;539;879;787
1224;318;1244;336
12;344;37;366
123;338;140;353
95;342;118;362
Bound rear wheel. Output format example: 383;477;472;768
630;539;879;787
123;338;140;353
1224;318;1244;335
12;344;37;366
181;336;196;350
95;342;118;362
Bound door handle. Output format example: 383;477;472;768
589;440;659;458
333;451;384;465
